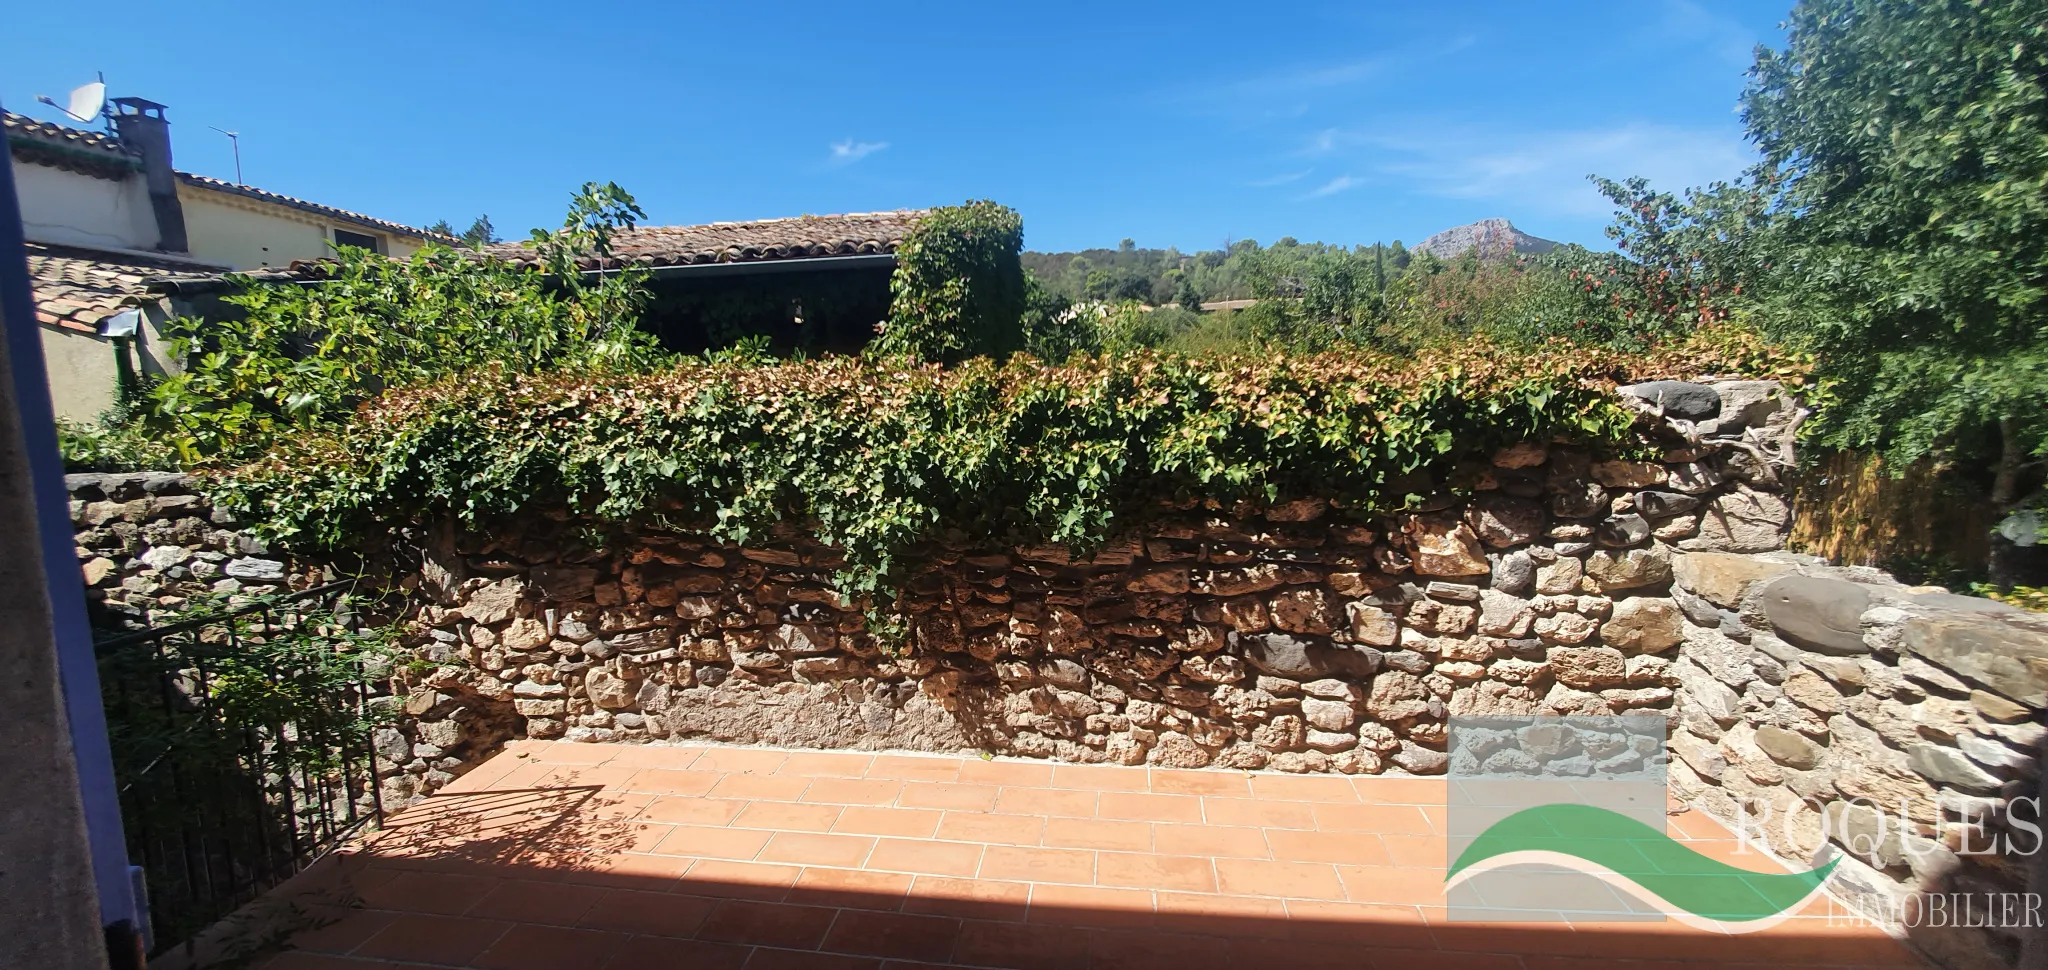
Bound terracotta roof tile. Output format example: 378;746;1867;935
25;243;227;334
3;110;135;160
177;172;455;243
477;210;923;270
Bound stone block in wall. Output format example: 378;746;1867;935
1902;611;2048;708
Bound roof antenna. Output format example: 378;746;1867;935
35;72;108;126
209;126;243;185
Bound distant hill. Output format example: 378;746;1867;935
1412;218;1559;260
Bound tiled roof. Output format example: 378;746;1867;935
177;172;455;243
3;110;141;178
477;210;923;270
25;243;227;334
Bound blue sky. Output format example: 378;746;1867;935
6;1;1787;253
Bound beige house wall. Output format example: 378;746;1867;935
12;161;158;251
40;304;181;424
178;184;425;270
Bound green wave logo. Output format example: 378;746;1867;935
1446;804;1838;932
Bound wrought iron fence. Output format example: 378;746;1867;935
93;581;390;957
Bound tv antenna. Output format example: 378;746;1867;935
210;126;243;185
36;73;108;126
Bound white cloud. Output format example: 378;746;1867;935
1301;174;1361;200
1250;170;1311;187
1351;122;1757;217
829;139;888;165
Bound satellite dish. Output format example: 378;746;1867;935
35;80;106;123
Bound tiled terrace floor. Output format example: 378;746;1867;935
260;741;1920;970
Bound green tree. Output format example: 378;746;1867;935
1743;0;2048;584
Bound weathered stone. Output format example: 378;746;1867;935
1466;495;1544;549
1548;480;1609;519
1476;589;1534;638
1758;576;1871;654
1592;461;1665;489
1549;647;1626;689
1694;490;1791;553
1270;588;1340;635
1407;514;1490;577
1345;603;1399;647
1202;564;1285;596
1491;441;1548;468
1619;380;1720;420
1426;581;1481;602
499;616;550;652
1970;689;2030;723
1583;546;1672;592
1752;724;1822;769
1701;380;1783;434
1595;513;1651;548
1779;669;1842;714
1491;550;1535;596
1534;612;1599;645
1906;744;2004;794
461;578;525;624
1633;491;1701;519
1127;567;1190;594
1147;732;1213;768
585;668;637;708
1671;552;1792;608
1301;697;1359;732
1391;742;1448;775
529;565;598;602
1903;613;2048;708
1535;557;1582;595
225;557;287;581
1367;671;1432;721
1180;653;1245;684
1601;598;1682;652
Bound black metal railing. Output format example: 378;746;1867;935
93;581;388;957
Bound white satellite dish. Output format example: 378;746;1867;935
65;82;106;122
36;79;107;123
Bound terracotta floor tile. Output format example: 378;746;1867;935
681;859;806;901
834;807;944;838
954;759;1056;789
778;751;878;778
1097;791;1204;824
1024;884;1156;928
1087;927;1238;970
1094;852;1216;893
353;913;511;965
465;878;606;926
788;867;914;910
1361;945;1525;970
933;811;1044;846
1202;796;1317;829
1148;769;1253;797
1335;864;1450;906
1050;764;1153;792
977;845;1096;885
1311;802;1436;835
357;870;499;916
575;888;717;937
1151;823;1271;859
559;849;693;889
745;948;887;970
1266;828;1394;867
758;832;879;868
865;754;966;782
1283;899;1436;948
539;741;619;765
897;782;1000;813
903;877;1032;922
1379;833;1448;868
692;747;793;774
950;919;1091;970
640;795;750;825
696;898;840;948
538;765;641;790
805;778;909;806
1351;777;1449;805
991;787;1096;819
472;924;630;970
1041;816;1152;852
283;908;397;955
654;823;774;860
600;934;752;970
1212;858;1347;900
1248;774;1363;803
820;910;963;962
255;953;397;969
1153;890;1290;937
713;773;817;802
599;744;704;770
623;768;725;796
867;837;986;876
736;801;849;833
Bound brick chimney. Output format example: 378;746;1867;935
109;97;188;253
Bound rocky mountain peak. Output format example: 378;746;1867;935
1413;218;1559;260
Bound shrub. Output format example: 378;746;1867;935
876;201;1027;362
